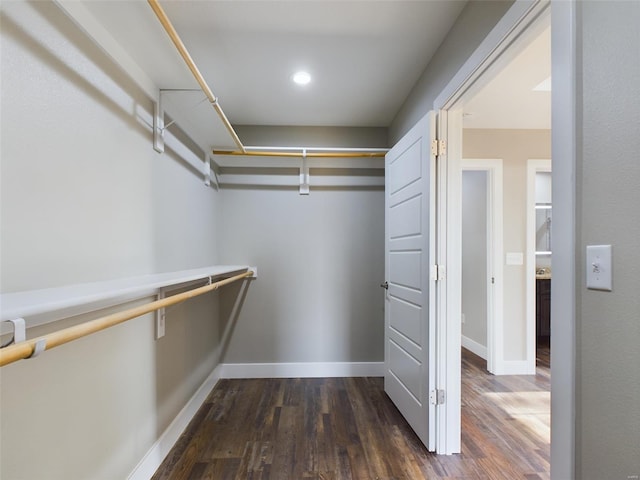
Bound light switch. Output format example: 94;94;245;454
506;252;524;265
586;245;612;291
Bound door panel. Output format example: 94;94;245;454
388;339;421;399
390;296;422;341
389;252;422;290
388;141;422;194
389;195;422;239
384;111;437;450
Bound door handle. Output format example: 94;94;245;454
380;281;389;290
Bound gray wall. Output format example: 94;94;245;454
219;126;386;365
461;171;488;351
390;0;513;143
576;2;640;478
1;3;223;478
235;125;388;149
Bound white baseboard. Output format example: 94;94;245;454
219;361;385;379
127;364;223;480
493;360;536;376
462;335;487;360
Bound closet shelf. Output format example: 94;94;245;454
1;265;255;333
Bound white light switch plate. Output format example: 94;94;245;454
586;245;612;291
506;252;524;265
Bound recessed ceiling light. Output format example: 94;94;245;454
292;71;311;86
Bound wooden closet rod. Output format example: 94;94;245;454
147;0;246;153
0;271;253;368
213;150;386;159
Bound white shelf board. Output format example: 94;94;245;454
1;265;252;333
161;90;239;151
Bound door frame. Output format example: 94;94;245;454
461;159;504;375
431;1;577;475
526;159;552;372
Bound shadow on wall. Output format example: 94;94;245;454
218;279;253;364
1;2;151;141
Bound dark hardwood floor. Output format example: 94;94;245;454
152;348;550;480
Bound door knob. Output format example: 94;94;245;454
380;281;389;290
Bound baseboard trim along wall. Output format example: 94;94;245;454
219;362;385;379
128;361;384;478
127;364;224;480
493;360;536;376
462;335;487;360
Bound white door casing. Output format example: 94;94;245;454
384;111;437;450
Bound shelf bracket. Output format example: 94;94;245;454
300;148;310;195
204;153;212;187
154;89;204;154
153;93;165;153
1;318;26;348
155;289;166;339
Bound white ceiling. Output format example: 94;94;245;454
462;24;551;130
82;0;467;129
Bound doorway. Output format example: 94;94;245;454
429;0;556;457
427;1;575;475
461;159;503;374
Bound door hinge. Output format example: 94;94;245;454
431;264;446;281
430;389;445;405
431;139;447;156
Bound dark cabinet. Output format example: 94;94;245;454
536;278;551;340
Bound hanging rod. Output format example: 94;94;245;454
147;0;246;153
213;149;386;159
244;146;389;153
0;271;253;368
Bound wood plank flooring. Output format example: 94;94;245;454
152;348;550;480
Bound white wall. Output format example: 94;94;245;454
576;2;640;477
461;171;488;355
463;129;550;362
1;3;223;478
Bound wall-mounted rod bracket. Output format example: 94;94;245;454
155;289;166;339
26;339;46;359
300;148;310;195
153;96;165;153
1;318;26;348
154;89;204;154
204;154;212;187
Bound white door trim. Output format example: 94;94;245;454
431;0;577;475
549;2;577;478
526;159;552;374
462;159;504;375
433;109;461;454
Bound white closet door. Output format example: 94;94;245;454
384;111;437;450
